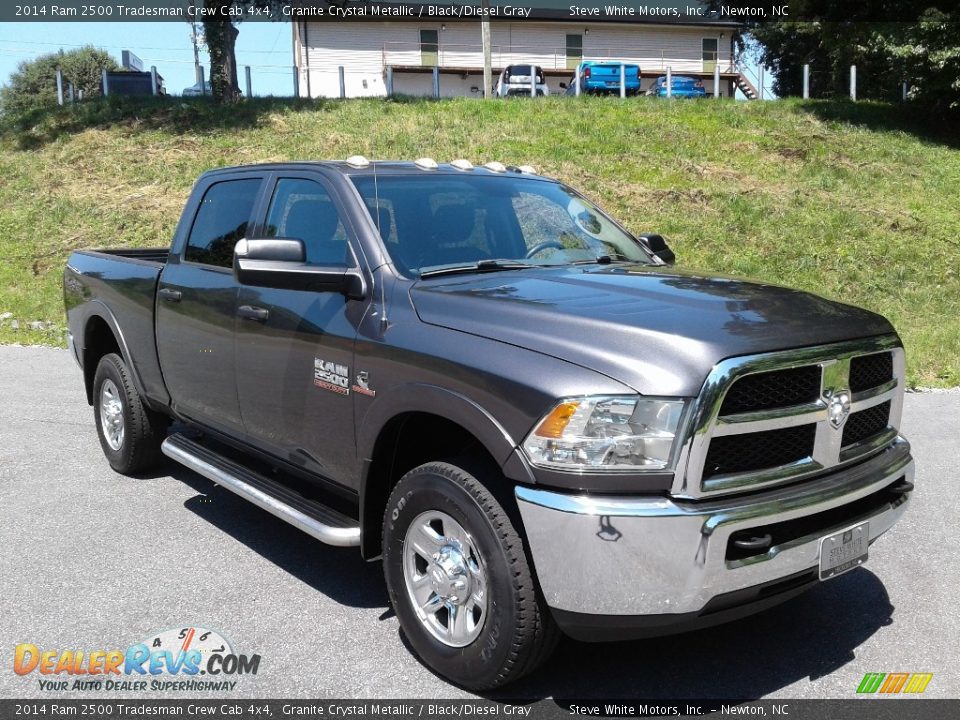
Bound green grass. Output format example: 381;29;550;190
1;95;958;386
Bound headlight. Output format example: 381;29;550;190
522;396;686;471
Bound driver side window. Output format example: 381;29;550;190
264;178;349;266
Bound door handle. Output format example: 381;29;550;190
238;305;270;321
158;287;182;302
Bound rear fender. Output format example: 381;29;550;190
79;301;150;406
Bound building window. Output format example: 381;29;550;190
565;34;582;70
702;38;719;72
420;29;439;67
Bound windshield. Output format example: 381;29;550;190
351;174;653;276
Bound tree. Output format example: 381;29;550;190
202;1;351;103
0;46;119;115
202;1;291;103
708;1;960;110
878;9;960;109
203;16;242;102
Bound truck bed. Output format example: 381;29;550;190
82;247;170;264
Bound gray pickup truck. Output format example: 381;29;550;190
65;158;914;690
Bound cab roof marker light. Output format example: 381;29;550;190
450;159;474;171
345;155;370;168
518;165;537;174
484;161;507;173
414;157;439;170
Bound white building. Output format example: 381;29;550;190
292;12;757;99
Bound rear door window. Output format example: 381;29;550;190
184;178;262;268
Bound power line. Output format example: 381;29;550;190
0;38;289;54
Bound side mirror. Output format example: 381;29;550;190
233;239;367;299
637;233;676;265
238;238;305;262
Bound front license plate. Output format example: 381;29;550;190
819;521;869;580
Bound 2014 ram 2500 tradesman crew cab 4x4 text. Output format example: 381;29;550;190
65;158;914;690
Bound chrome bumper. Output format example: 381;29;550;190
515;438;913;617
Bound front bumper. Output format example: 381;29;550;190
515;438;913;639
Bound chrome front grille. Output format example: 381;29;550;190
676;336;905;498
703;423;816;480
849;352;894;393
718;365;821;415
842;400;892;448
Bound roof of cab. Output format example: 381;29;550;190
199;160;550;180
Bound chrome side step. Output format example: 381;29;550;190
162;433;361;547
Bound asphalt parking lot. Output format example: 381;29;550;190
1;345;957;701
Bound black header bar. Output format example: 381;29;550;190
0;700;959;720
2;1;948;23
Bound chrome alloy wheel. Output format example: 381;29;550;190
99;378;125;451
402;510;487;647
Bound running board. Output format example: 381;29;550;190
162;433;361;547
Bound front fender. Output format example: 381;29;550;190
357;383;519;467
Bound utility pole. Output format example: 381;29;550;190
188;18;202;84
481;0;492;98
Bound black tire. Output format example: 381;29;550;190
383;461;559;690
92;353;168;474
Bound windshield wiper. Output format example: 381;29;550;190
569;254;634;266
419;259;538;278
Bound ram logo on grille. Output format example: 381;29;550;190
827;391;852;428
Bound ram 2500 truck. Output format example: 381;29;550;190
65;158;914;690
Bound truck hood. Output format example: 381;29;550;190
409;265;895;397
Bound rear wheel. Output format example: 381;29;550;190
383;461;558;690
92;353;168;474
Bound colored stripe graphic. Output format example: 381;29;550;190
880;672;910;694
857;673;886;693
903;673;934;694
858;672;933;694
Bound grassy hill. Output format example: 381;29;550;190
1;95;957;386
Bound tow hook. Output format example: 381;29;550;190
732;533;773;552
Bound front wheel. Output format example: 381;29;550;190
383;461;558;690
92;353;168;474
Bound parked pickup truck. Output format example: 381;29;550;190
65;158;914;690
564;60;642;95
